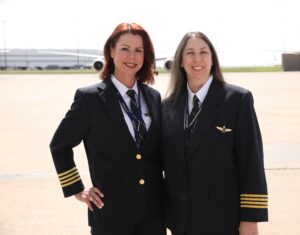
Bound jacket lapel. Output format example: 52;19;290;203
173;91;188;165
186;79;223;157
138;83;159;148
97;79;137;148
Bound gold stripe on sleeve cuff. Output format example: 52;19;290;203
240;201;268;205
240;194;268;209
60;173;80;184
58;167;77;177
61;177;81;187
240;205;268;209
240;198;268;202
240;194;268;198
57;167;81;188
59;170;79;181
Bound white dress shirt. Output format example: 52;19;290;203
187;75;213;114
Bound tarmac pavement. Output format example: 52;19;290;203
0;72;299;234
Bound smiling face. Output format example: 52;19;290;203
181;36;213;91
110;33;144;81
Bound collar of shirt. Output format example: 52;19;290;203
111;75;138;99
187;75;213;113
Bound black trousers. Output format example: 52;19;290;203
90;218;166;235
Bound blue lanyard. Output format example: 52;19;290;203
117;87;143;121
112;83;144;141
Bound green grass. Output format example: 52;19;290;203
157;65;283;74
0;69;97;74
221;65;283;72
0;66;283;75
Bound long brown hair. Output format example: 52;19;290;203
168;31;224;99
100;23;155;84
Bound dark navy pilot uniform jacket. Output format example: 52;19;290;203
50;77;163;227
162;78;268;235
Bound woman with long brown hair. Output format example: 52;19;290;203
162;31;268;235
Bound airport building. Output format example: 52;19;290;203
0;49;101;70
282;53;300;71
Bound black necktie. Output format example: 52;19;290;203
127;89;147;147
185;95;201;148
188;95;201;133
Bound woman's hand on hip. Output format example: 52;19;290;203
75;187;104;211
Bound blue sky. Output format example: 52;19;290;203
1;0;300;66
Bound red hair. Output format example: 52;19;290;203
100;23;155;84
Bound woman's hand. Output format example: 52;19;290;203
239;222;258;235
75;187;104;211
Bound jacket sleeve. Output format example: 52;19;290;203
235;92;268;222
49;89;88;197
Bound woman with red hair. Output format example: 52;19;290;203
50;23;165;235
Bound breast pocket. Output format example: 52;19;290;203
214;123;235;152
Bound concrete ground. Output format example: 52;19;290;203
0;72;300;234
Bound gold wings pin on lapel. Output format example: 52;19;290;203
216;125;232;133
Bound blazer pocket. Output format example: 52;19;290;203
209;189;239;205
96;175;121;190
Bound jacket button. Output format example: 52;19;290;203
139;179;145;185
181;195;186;200
136;154;142;160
